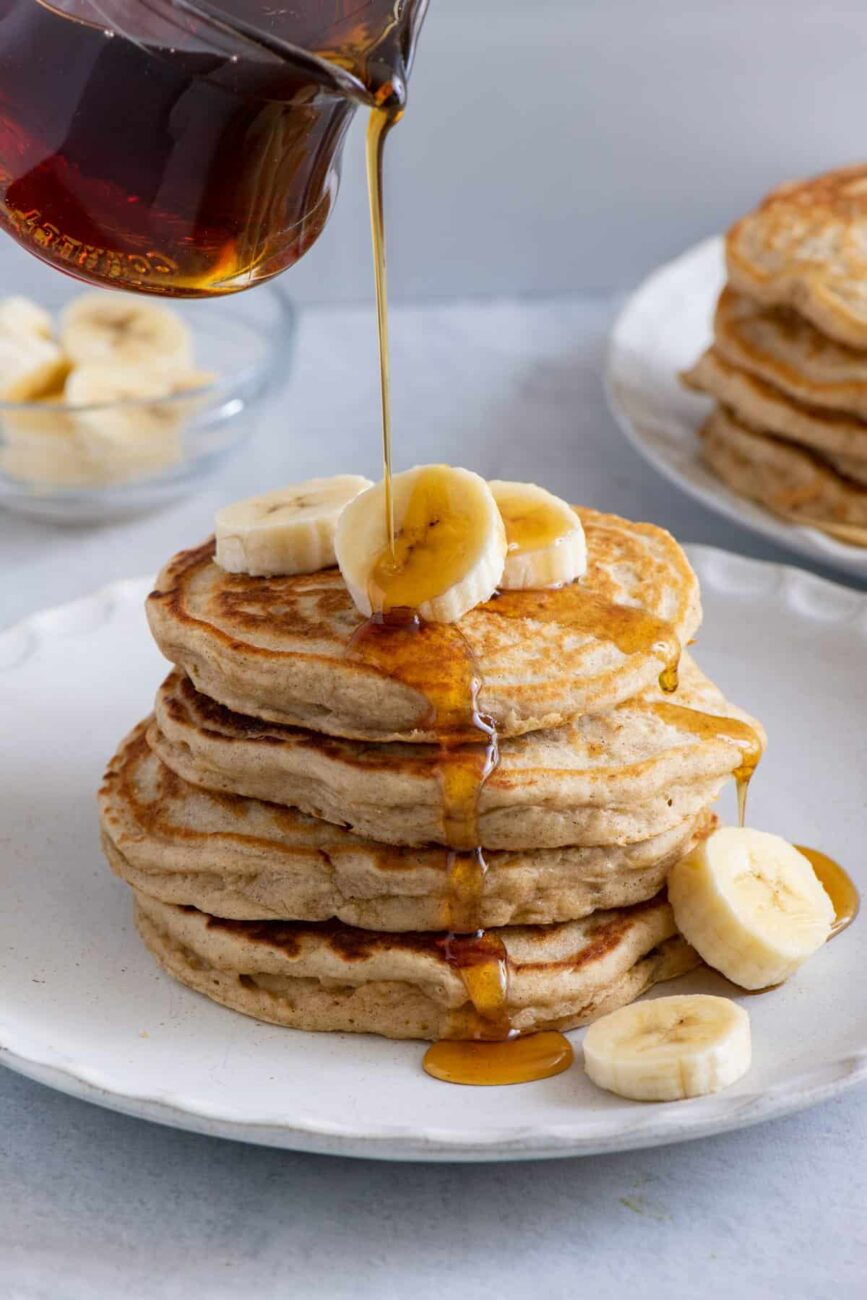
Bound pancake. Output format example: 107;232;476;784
145;508;702;742
100;724;715;930
148;655;759;850
699;405;867;528
714;288;867;421
824;450;867;489
682;347;867;463
133;890;700;1040
726;164;867;349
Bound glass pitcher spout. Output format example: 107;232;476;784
173;0;428;106
0;0;428;296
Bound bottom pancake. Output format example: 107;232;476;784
133;890;700;1041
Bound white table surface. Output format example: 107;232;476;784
2;295;865;1299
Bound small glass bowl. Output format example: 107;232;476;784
0;249;294;524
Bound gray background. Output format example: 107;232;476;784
289;0;867;303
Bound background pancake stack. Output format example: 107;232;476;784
98;507;763;1043
683;164;867;544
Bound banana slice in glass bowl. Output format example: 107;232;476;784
0;266;294;523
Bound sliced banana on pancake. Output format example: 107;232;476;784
583;994;751;1101
0;295;54;341
61;294;192;370
215;475;373;577
490;480;587;588
335;464;507;622
668;827;834;990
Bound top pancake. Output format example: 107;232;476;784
726;164;867;349
146;508;702;742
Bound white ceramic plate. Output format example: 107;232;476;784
1;557;865;1162
607;236;867;580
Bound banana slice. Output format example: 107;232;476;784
65;365;184;482
215;475;374;577
335;464;507;623
489;480;587;588
1;376;93;488
66;364;183;434
583;994;751;1102
668;827;834;990
0;334;67;401
172;368;217;395
0;428;94;488
0;296;54;340
2;390;75;443
60;294;192;370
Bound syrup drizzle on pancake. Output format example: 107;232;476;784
365;74;508;1063
643;701;764;827
347;574;691;1084
484;585;682;695
345;547;857;1081
348;603;574;1082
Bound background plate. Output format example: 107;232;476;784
0;555;865;1161
606;236;867;581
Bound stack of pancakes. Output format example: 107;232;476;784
99;508;763;1041
683;164;867;542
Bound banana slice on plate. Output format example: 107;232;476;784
583;994;752;1102
0;334;67;401
215;475;373;576
61;294;192;370
0;295;54;341
668;827;834;990
489;480;587;588
335;464;507;623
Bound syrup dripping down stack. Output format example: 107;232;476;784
99;504;766;1081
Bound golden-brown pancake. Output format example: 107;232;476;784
147;654;759;849
699;405;867;527
714;288;867;420
100;723;715;930
682;347;867;463
146;509;702;742
134;889;700;1040
726;164;867;348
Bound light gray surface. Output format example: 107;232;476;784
1;295;865;1297
3;1066;866;1300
